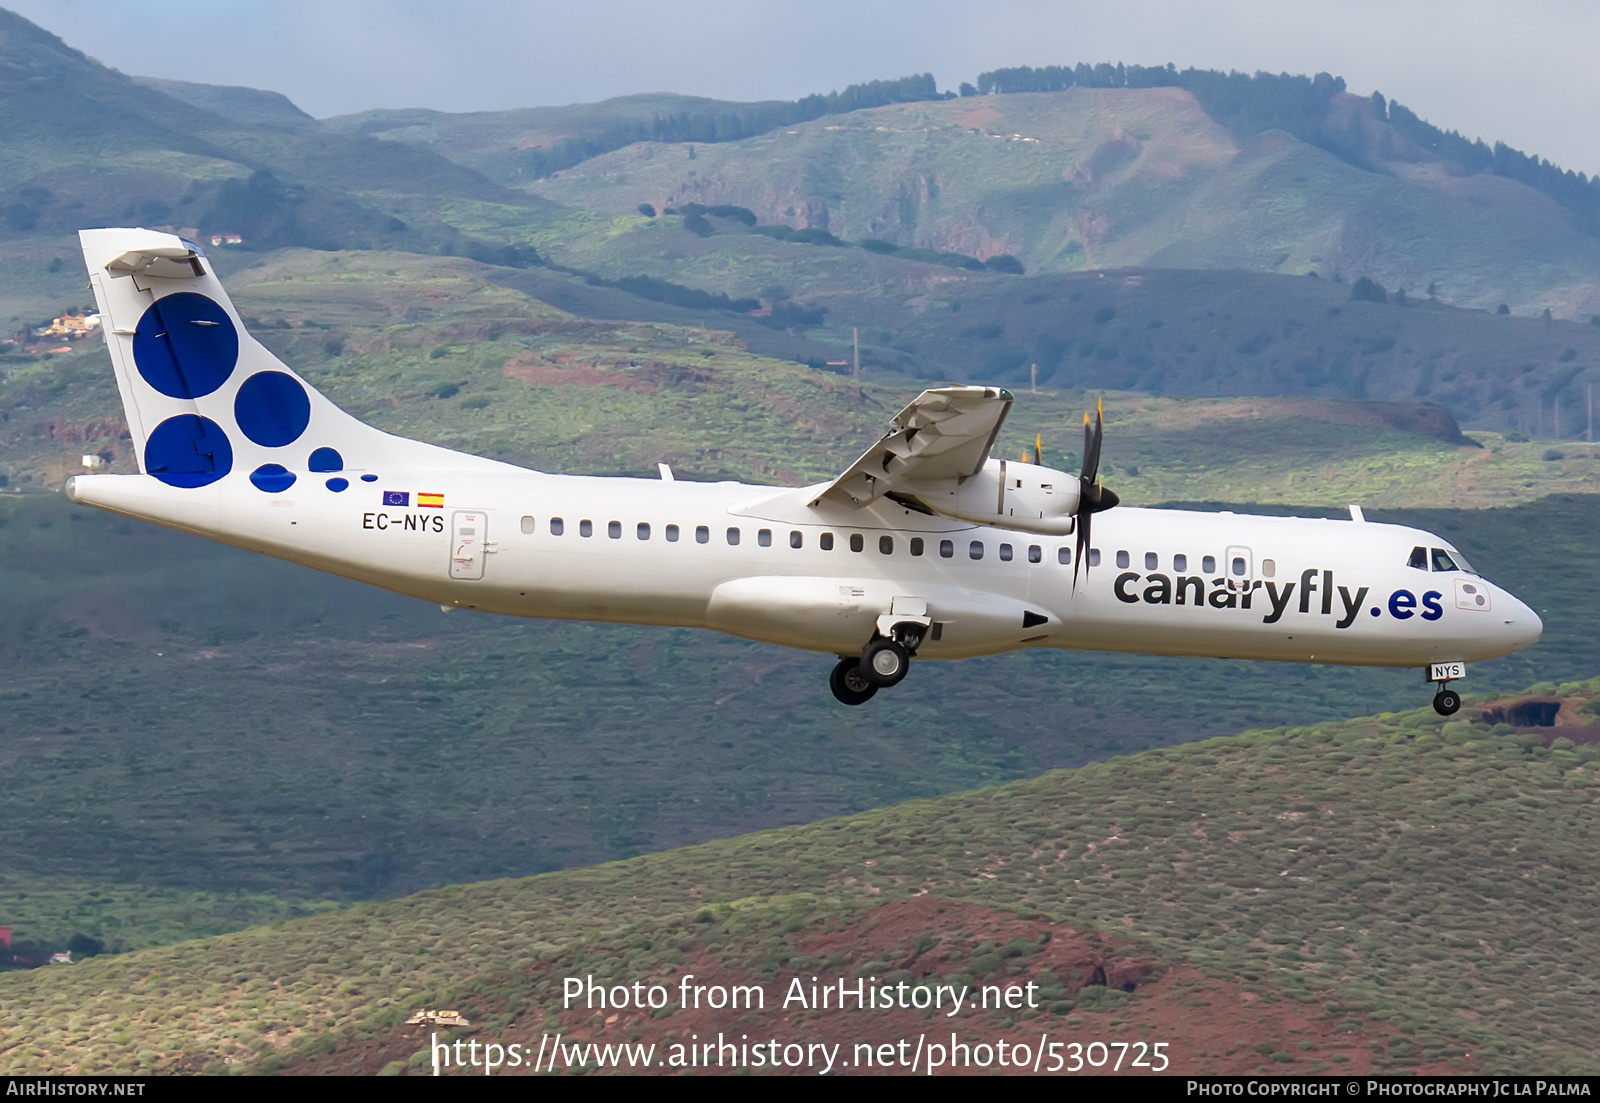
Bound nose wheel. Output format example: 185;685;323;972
1433;687;1462;716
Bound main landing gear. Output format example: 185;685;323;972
1432;687;1462;717
829;624;923;706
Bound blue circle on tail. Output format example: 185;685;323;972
234;371;311;447
144;415;233;488
132;293;238;399
249;464;296;493
308;447;343;472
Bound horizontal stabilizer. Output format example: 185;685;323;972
105;244;206;280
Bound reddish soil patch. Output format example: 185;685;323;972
1479;697;1600;743
319;898;1469;1076
502;352;657;394
37;417;128;447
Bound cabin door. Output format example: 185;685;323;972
450;511;488;580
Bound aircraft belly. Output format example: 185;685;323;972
707;576;1061;657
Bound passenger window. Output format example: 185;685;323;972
1088;549;1101;566
727;527;740;546
820;532;834;551
879;536;893;555
1231;556;1246;576
1116;550;1130;569
695;525;709;544
1057;547;1070;565
999;543;1013;562
1261;559;1275;578
1144;551;1158;570
1408;545;1428;570
758;529;772;547
1431;548;1458;572
1028;545;1041;564
666;524;679;542
1202;555;1215;574
939;539;954;558
969;541;984;560
1173;553;1187;572
637;522;650;540
790;530;803;549
550;517;564;536
910;537;924;557
580;519;593;538
520;515;536;534
850;534;864;552
608;520;621;539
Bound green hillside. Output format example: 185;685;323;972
442;201;1600;432
323;93;803;185
129;76;317;130
0;8;527;259
11;249;1600;491
2;682;1596;1074
520;90;1600;318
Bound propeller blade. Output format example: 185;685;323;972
1082;405;1103;486
1072;509;1091;593
1034;433;1043;467
1072;397;1115;594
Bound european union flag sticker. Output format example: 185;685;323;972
383;491;409;507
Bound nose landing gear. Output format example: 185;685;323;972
1427;660;1466;716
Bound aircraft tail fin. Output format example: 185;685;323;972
79;227;470;492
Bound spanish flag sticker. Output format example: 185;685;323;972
418;492;444;509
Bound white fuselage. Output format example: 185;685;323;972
66;464;1543;670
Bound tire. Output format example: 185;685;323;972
860;638;910;688
829;657;877;706
1433;688;1462;716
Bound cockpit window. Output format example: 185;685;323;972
1408;546;1428;570
1430;548;1457;572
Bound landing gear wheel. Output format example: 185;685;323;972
1433;687;1462;716
861;638;911;687
830;657;877;706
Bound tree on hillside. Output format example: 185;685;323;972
1350;276;1388;304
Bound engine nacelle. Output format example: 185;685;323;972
906;457;1080;536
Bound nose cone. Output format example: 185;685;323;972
1496;588;1543;654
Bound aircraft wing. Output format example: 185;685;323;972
811;386;1013;507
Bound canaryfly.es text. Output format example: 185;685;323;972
562;973;1040;1016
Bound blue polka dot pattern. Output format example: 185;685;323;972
234;371;311;447
308;447;343;472
325;477;349;493
249;464;296;493
144;415;233;488
132;293;239;399
360;474;379;482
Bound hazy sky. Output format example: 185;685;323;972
11;0;1600;174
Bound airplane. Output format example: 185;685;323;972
66;228;1543;715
